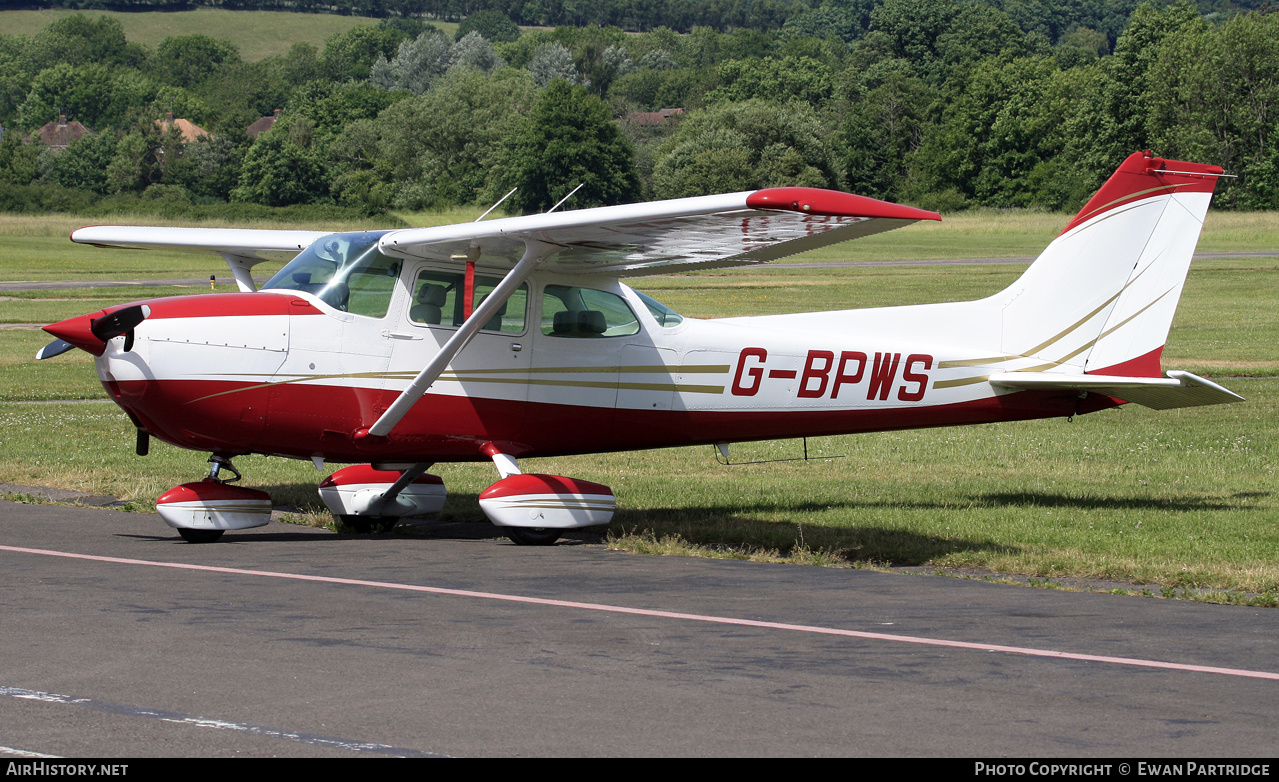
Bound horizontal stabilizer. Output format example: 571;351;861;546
989;370;1244;410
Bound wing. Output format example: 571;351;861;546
70;226;331;291
364;189;937;439
377;188;941;276
69;225;328;258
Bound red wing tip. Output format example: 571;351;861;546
746;188;941;222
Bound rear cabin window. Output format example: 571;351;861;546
541;285;640;337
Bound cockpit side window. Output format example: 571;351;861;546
408;269;527;334
262;231;400;319
541;285;640;337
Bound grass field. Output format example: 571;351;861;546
0;8;459;61
1;209;1276;601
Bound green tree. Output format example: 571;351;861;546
0;130;39;186
841;66;930;201
652;100;841;199
1102;1;1204;163
528;42;583;87
25;13;144;72
42;131;117;195
457;10;522;43
868;0;960;72
15;63;134;131
231;131;330;207
0;34;33;126
447;31;506;74
152;35;241;90
360;69;539;210
321;25;410;82
1145;11;1279;208
781;0;876;43
165;134;245;201
907;56;1082;208
105;125;162;195
705;56;835;105
490;80;640;213
370;31;452;95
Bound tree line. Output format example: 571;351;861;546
2;1;1278;221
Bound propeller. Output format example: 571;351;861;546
37;304;151;359
90;304;150;352
35;339;76;360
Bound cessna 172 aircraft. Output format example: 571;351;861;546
38;151;1243;544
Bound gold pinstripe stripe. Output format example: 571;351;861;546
190;365;729;402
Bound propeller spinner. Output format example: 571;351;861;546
37;304;151;359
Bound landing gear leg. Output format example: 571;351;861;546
208;454;242;484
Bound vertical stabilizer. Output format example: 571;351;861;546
997;151;1224;378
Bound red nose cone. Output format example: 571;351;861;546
43;311;108;356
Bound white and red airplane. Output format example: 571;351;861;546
39;151;1243;544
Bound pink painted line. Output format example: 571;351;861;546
6;544;1279;681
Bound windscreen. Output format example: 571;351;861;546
262;231;401;318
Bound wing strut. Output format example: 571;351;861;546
357;239;555;443
218;253;260;292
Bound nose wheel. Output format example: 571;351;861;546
504;527;562;546
177;528;224;544
337;515;400;534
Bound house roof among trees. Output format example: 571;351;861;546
34;115;94;148
156;113;209;143
247;109;281;138
627;108;684;126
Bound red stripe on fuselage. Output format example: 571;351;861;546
105;378;1116;463
100;292;323;321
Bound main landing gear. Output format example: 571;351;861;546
475;445;616;546
155;450;618;546
318;447;617;545
155;455;272;543
318;463;447;533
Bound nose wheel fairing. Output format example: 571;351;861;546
156;479;272;538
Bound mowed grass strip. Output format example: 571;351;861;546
1;380;1274;593
0;9;459;62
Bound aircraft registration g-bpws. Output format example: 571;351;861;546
39;151;1244;544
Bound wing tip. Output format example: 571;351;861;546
746;188;941;222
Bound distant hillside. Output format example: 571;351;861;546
0;8;443;61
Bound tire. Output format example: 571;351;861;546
177;528;224;544
338;515;398;534
506;527;562;546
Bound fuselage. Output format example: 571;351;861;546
74;267;1108;466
